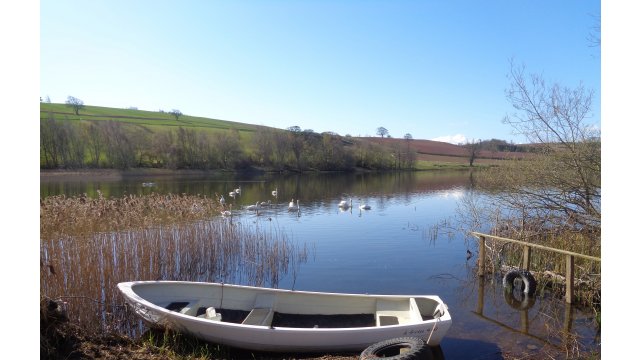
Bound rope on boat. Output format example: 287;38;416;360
426;315;440;344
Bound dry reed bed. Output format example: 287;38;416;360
41;191;222;237
40;193;309;336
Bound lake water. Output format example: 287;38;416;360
40;171;600;359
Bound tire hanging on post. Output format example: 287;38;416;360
503;269;537;295
359;337;433;360
502;269;537;311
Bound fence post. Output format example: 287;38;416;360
478;236;486;277
565;255;574;304
522;245;531;271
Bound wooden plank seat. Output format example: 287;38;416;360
242;308;274;326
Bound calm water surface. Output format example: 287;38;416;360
41;171;600;359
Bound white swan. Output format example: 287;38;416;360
359;202;371;210
246;202;259;211
229;191;237;198
272;188;278;197
221;204;232;217
235;186;241;194
338;198;352;208
260;200;271;207
288;199;299;211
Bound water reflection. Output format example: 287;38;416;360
41;171;471;201
467;274;600;358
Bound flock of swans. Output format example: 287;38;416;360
219;186;372;217
339;197;371;210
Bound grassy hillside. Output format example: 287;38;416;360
40;103;260;133
40;102;528;170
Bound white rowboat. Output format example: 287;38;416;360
117;281;452;353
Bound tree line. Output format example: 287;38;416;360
40;114;417;171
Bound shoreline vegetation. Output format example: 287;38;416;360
40;103;531;173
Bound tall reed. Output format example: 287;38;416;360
41;191;223;237
41;193;309;336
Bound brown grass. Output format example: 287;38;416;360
41;191;223;238
40;193;314;359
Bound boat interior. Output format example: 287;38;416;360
161;292;446;329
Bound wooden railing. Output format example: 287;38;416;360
471;232;601;304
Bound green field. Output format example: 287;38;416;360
40;102;487;171
40;103;261;134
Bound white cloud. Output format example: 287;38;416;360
430;134;467;145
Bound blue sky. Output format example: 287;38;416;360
39;0;601;144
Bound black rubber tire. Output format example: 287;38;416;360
503;269;537;295
360;337;433;360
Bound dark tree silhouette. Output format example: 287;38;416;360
376;127;389;138
65;96;85;115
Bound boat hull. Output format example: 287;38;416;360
118;281;452;352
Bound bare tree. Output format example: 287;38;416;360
491;60;601;230
65;96;85;115
252;127;275;166
273;131;290;170
403;133;416;169
40;113;62;168
102;121;136;169
85;122;104;167
464;139;482;167
169;109;183;120
214;129;242;169
376;127;389;138
587;13;601;48
287;126;305;170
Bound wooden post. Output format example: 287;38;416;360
565;255;574;304
563;302;573;334
520;309;529;334
478;236;486;277
522;245;531;271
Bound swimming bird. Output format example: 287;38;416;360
261;200;271;207
221;204;232;217
338;198;352;209
359;201;371;210
229;191;237;198
288;199;299;211
246;202;260;211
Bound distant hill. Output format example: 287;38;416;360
361;137;531;165
40;102;530;169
